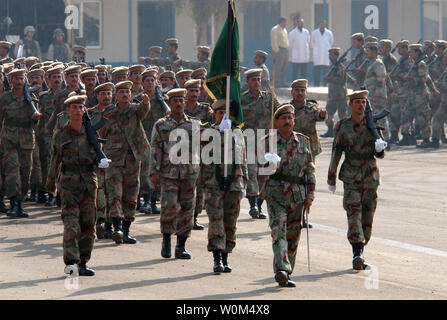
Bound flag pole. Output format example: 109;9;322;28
224;0;234;177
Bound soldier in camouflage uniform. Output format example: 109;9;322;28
175;46;211;71
80;69;99;109
100;81;150;245
144;39;181;73
254;50;271;92
159;71;176;94
241;68;280;219
149;88;201;260
348;33;367;90
258;104;315;287
0;68;7;213
399;44;432;147
140;46;166;73
364;42;391;142
328;90;386;271
111;67;129;85
0;41;12;60
192;68;214;105
95;65;109;85
184;79;214;230
323;47;348;138
176;69;193;89
201;100;247;273
0;69;42;218
129;65;145;100
46;94;98;277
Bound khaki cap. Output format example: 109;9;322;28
176;69;193;78
95;65;108;72
434;40;447;48
165;38;179;45
365;42;379;50
81;69;98;79
328;47;341;54
25;56;39;65
148;65;160;73
64;95;87;105
0;41;12;49
347;90;369;100
212;99;228;111
191;67;207;79
29;63;42;71
397;40;409;48
129;64;146;74
27;68;45;78
94;82;115;93
7;69;27;78
46;66;64;76
159;70;175;79
2;63;14;74
365;36;378;43
424;40;435;48
142;69;158;79
111;66;129;77
291;79;308;89
115;80;133;90
274;104;295;119
77;62;88;69
351;33;364;41
149;46;162;54
244;68;262;78
64;65;82;75
72;45;86;53
14;57;26;65
379;39;393;47
409;43;423;51
41;66;52;73
255;50;268;58
184;79;202;89
166;88;187;99
198;46;211;53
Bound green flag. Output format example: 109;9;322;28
204;0;242;126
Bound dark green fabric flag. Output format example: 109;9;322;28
204;0;242;125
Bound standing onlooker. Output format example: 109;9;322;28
14;26;42;59
270;17;289;87
311;21;333;86
47;28;71;62
289;19;310;81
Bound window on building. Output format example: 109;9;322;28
195;14;214;46
71;1;102;48
424;1;440;40
314;2;329;29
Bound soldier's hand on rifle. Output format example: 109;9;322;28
304;198;313;214
142;93;149;105
328;184;336;194
151;173;160;189
32;112;42;121
375;139;387;153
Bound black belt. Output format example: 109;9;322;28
5;120;32;129
345;152;374;161
62;163;94;173
269;172;306;184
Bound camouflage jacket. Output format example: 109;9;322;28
100;101;150;166
326;62;347;101
255;63;271;91
365;58;388;106
241;90;280;130
328;117;384;187
390;54;411;95
181;59;210;71
428;54;444;80
131;86;144;101
407;60;429;94
36;89;57;139
88;104;115;128
352;48;367;89
290;99;327;157
0;91;36;149
133;94;168;140
184;102;214;124
85;94;98;109
259;131;316;203
201;123;248;191
436;67;447;103
47;124;98;193
149;113;201;180
382;53;397;73
47;86;81;134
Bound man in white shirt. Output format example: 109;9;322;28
312;21;334;86
270;17;289;87
288;19;310;80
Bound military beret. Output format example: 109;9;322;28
29;63;42;71
365;36;378;43
24;26;36;35
64;95;87;105
328;47;341;54
166;88;187;99
191;67;207;79
244;68;262;78
274;104;295;119
64;65;82;75
27;68;45;78
291;79;308;89
159;70;175;79
111;66;129;77
149;46;162;54
165;38;179;45
141;68;158;79
409;43;423;51
176;69;193;78
46;66;64;76
397;40;409;48
212;99;228;111
7;69;27;78
72;45;86;53
14;57;26;65
347;90;369;100
2;63;14;74
198;46;211;53
95;65;108;72
351;33;364;41
184;79;202;89
255;50;268;58
129;64;146;74
365;42;379;50
379;39;393;47
80;69;98;79
115;80;133;90
94;82;115;93
0;41;12;49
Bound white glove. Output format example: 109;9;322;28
264;152;281;164
241;189;246;198
218;114;232;132
328;184;336;194
98;158;111;169
375;139;387;153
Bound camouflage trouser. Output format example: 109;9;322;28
401;91;431;138
139;148;160;199
30;146;42;188
343;182;378;245
204;188;241;253
60;177;97;265
264;187;303;275
105;154;140;222
37;134;52;191
246;164;259;197
160;177;197;237
97;168;107;221
194;175;204;214
371;103;390;140
2;142;32;200
0;146;4;195
325;99;348;130
432;101;447;140
389;94;407;132
430;94;441;118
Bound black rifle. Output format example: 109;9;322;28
364;98;390;141
23;82;40;123
3;72;10;91
325;46;352;78
405;53;427;78
155;85;171;113
82;110;108;162
389;54;409;78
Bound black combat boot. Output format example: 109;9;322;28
398;133;411;146
122;220;137;244
16;200;29;218
275;271;296;287
0;194;7;214
25;187;36;202
37;190;47;204
6;197;17;217
96;218;105;239
111;217;123;244
441;127;447;143
104;221;113;239
221;252;232;273
175;236;191;259
56;192;61;207
193;211;204;230
416;138;431;148
352;242;365;270
320;126;333;138
46;193;55;206
136;194;142;212
257;197;267;219
151;195;160;215
248;196;259;219
161;233;172;258
140;194;152;214
390;131;399;144
212;250;224;273
408;134;417;145
78;261;95;276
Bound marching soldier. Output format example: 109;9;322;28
111;67;129;84
129;65;145;99
149;88;201;260
241;68;280;219
328;90;386;270
192;68;213;105
0;41;12;60
254;50;271;91
259;104;315;287
175;69;193;88
349;33;367;90
80;69;99;108
140;46;166;73
164;39;182;72
175;46;211;71
46;94;99;277
95;65;109;84
159;70;176;94
423;41;436;66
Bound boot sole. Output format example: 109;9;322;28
214;266;224;273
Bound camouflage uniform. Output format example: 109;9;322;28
46;124;98;265
241;90;279;197
290;99;327;160
365;57;390;140
255;63;271;91
431;71;447;142
326;62;348;131
201;124;247;253
47;87;80;135
428;57;445;131
149;114;201;237
328;117;384;245
389;54;411;134
181;59;210;71
350;48;367;90
259;132;315;275
0;91;36;201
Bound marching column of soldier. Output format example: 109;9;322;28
0;30;444;287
